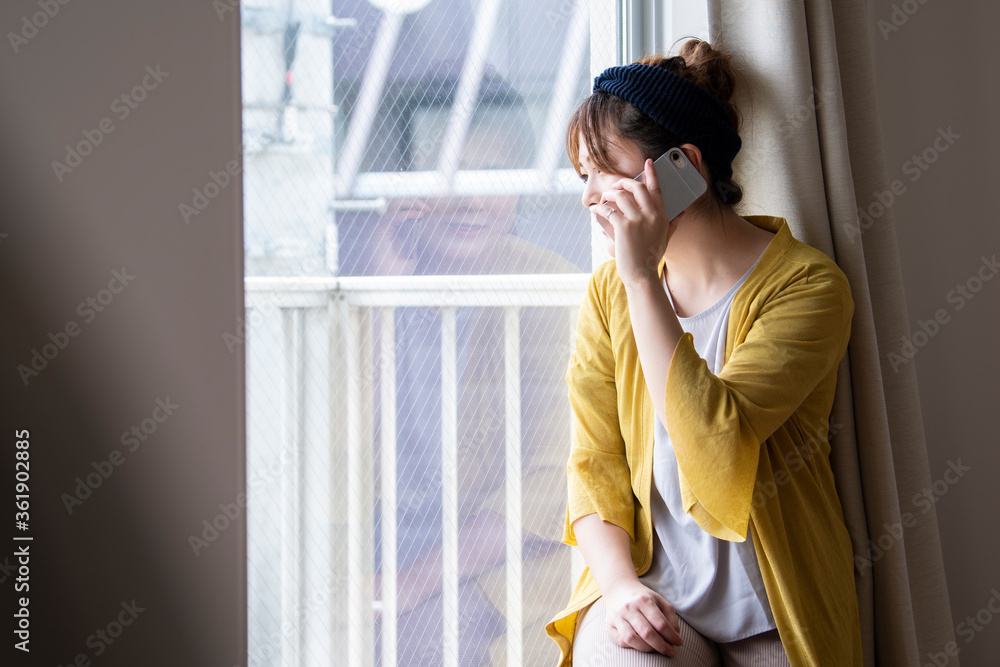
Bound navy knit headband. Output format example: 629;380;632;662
593;63;742;179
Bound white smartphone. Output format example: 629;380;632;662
635;147;707;220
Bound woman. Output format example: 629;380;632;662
545;40;863;666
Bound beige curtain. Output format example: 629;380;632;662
707;2;956;665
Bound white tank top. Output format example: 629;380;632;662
638;253;775;642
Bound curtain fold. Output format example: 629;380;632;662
707;2;957;665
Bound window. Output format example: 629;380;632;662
241;1;707;665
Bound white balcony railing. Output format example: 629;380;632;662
245;273;590;667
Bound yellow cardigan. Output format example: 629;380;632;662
545;215;863;666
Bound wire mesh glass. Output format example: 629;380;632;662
242;1;593;665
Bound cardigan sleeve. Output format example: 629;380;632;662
664;262;854;542
562;268;637;545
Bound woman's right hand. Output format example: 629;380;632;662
571;514;684;655
370;198;428;276
602;579;683;656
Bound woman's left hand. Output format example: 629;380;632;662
591;158;670;289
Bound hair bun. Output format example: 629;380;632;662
636;38;742;132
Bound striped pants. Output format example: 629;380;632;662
572;598;791;667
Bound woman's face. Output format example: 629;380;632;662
395;123;520;274
411;191;517;272
577;135;646;257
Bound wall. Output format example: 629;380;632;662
0;0;996;665
0;0;244;664
868;0;1000;664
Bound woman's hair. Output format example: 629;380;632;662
567;38;747;207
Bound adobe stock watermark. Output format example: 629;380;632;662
16;267;135;386
247;576;348;666
188;496;247;557
877;0;932;41
732;85;836;178
920;587;1000;667
854;458;970;576
545;0;577;26
213;0;238;20
60;397;180;515
221;307;258;353
7;0;73;55
887;253;998;373
188;443;303;556
55;600;145;667
954;588;1000;649
751;419;844;510
178;152;242;225
51;65;170;182
221;286;306;353
778;86;836;140
0;552;21;584
844;126;960;243
519;185;565;223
